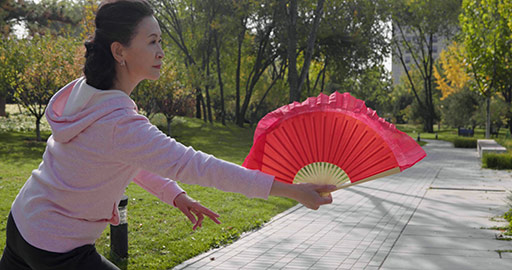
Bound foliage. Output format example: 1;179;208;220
151;0;394;127
10;33;82;141
482;153;512;170
322;0;391;90
0;37;26;106
0;0;83;37
471;95;509;130
440;88;483;128
453;138;477;148
134;54;194;136
341;64;393;116
460;0;512;136
460;0;512;97
433;41;471;100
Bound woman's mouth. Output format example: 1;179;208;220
152;65;161;69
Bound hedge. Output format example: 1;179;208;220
483;153;512;170
453;138;477;148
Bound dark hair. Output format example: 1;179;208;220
83;1;153;90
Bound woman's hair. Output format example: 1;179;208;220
83;0;153;90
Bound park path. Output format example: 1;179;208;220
175;140;512;269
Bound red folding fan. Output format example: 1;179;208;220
243;91;426;190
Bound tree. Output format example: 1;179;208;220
433;41;471;100
11;33;82;141
134;55;194;136
0;0;83;116
0;37;26;117
1;0;81;37
341;64;393;116
440;89;482;129
392;0;462;132
460;0;512;137
282;0;326;102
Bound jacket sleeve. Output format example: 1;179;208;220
133;170;185;206
112;110;274;199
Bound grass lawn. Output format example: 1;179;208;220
0;113;296;269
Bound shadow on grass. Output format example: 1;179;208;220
0;131;50;165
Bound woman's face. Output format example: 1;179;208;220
123;15;164;82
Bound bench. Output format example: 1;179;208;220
477;139;507;157
458;127;474;137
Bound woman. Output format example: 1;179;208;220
0;1;335;269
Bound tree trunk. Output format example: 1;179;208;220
296;0;325;97
423;114;434;133
214;31;226;125
195;89;202;119
0;96;6;117
235;19;246;127
36;117;41;142
201;92;207;122
167;117;172;136
204;33;213;124
485;95;490;138
286;0;299;102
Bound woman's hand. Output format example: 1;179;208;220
174;193;221;230
269;181;336;210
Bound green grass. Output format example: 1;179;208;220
0;113;296;269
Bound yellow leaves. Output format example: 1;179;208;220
434;41;471;100
80;0;98;41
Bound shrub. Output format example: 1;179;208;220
453;138;477;148
483;153;512;169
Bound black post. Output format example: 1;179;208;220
111;195;128;261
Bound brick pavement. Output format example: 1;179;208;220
175;140;512;269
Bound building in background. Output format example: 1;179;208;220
391;26;449;85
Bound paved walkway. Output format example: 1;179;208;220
176;140;512;269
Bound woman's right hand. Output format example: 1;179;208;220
269;181;336;210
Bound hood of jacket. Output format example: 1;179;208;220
45;77;137;143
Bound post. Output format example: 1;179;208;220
417;133;421;142
111;195;128;261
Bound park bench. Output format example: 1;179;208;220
458;127;474;137
477;139;507;157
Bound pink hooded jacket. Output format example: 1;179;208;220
11;77;274;253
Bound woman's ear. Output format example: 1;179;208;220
111;41;125;66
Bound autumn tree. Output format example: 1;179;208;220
134;55;194;136
433;41;471;100
0;0;82;116
0;37;26;117
11;34;82;141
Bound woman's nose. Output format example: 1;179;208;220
157;47;164;59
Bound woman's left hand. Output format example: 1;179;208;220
174;193;221;230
